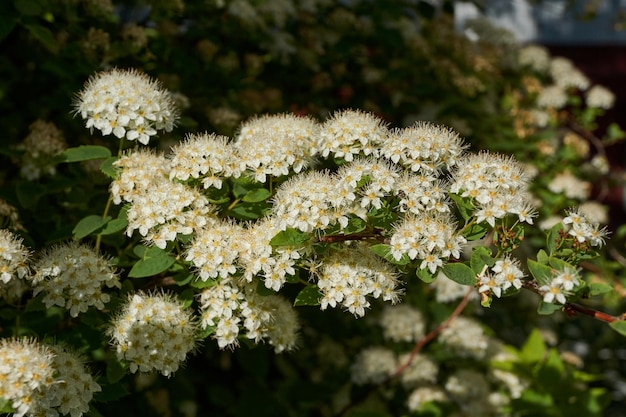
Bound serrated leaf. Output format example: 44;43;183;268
589;282;613;296
270;228;309;246
537;301;562;315
73;215;111;239
369;244;411;266
416;267;437;283
128;248;175;278
242;188;271;203
527;259;554;286
59;145;111;163
100;156;119;179
470;246;493;274
442;262;476;286
294;285;321;306
609;320;626;337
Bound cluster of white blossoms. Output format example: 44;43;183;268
74;68;178;145
517;44;551;72
406;386;447;412
29;242;120;317
539;267;582;305
388;212;465;273
477;256;526;298
381;122;466;172
29;344;101;417
444;369;499;416
0;229;30;301
562;208;609;247
318;109;388;161
439;316;490;359
378;304;426;343
108;292;197;376
549;57;590;90
234;114;319;182
198;278;299;351
18;120;67;180
111;150;215;248
548;170;591;200
586;85;615;110
450;151;535;227
317;243;401;317
536;84;568;109
398;353;439;387
0;338;55;417
350;346;397;385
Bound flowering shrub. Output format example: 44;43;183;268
1;1;626;417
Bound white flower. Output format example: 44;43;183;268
350;347;397;385
0;229;30;302
439;317;490;359
379;304;426;343
586;85;615;110
548;171;591;200
74;68;178;144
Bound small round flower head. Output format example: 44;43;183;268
562;207;609;247
0;229;30;301
388;212;465;273
445;369;491;410
586;85;615;110
450;152;535;226
439;316;489;359
169;133;244;188
109;292;197;376
381;122;467;172
378;304;426;343
198;278;245;349
517;44;550;72
234;113;319;182
31;344;101;417
0;338;55;417
333;158;400;211
407;386;448;412
30;242;120;317
536;84;568;109
317;243;401;317
478;255;525;298
317;109;388;161
74;68;178;145
271;170;337;233
350;346;397;385
578;201;608;225
398;353;438;387
18;120;67;180
110;149;171;205
186;220;247;281
550;57;590;90
256;295;299;353
394;172;451;215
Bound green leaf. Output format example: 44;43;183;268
0;397;13;413
470;246;493;274
449;193;473;222
369;244;411;266
527;259;553;286
242;188;271;203
100;156;119;179
548;257;574;272
270;228;309;246
520;328;546;363
16;181;47;209
128;247;176;278
106;357;126;384
24;23;56;51
546;223;564;255
59;145;112;163
99;216;128;235
538;348;565;386
73;215;111;239
609;320;626;337
462;223;488;241
589;282;613;296
442;262;476;286
537;301;561;315
536;249;549;265
14;0;44;16
294;285;321;306
343;216;367;234
416;268;437;283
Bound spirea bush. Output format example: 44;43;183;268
2;2;626;417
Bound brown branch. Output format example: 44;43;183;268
317;229;385;244
391;287;474;378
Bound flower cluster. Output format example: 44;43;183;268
198;279;299;351
450;152;535;226
0;338;55;417
350;346;397;385
30;242;120;317
0;228;30;301
477;256;526;298
378;304;426;343
562;208;608;247
439;316;491;359
108;292;197;376
18;120;67;180
74;68;178;144
539;267;582;305
317;243;401;317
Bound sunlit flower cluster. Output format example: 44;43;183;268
74;68;178;144
562;208;609;247
450;151;536;226
30;242;120;317
0;229;30;301
550;57;590;90
539;267;582;305
517;44;550;72
317;244;401;317
586;85;615;110
477;256;526;298
108;292;197;376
